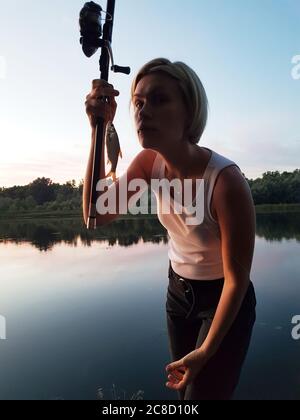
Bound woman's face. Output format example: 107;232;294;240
133;72;189;151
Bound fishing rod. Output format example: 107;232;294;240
79;0;130;230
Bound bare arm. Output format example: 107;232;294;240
200;166;256;357
82;79;118;226
83;79;157;226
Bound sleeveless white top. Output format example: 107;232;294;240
151;147;241;280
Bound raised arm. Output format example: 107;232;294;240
83;79;157;227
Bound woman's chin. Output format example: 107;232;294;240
138;134;154;147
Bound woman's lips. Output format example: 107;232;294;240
138;127;157;132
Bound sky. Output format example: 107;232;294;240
0;0;299;187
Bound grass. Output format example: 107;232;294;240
96;384;144;400
255;203;300;213
0;211;158;221
0;203;299;221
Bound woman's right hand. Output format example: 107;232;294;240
85;79;120;129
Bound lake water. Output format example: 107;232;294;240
0;213;299;400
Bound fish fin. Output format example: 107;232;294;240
107;158;110;165
119;150;123;159
104;171;117;182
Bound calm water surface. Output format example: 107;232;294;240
0;214;299;400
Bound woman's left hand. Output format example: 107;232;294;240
165;348;209;390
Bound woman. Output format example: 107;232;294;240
83;58;256;400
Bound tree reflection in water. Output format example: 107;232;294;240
0;217;168;251
0;212;299;251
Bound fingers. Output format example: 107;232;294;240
166;377;186;390
167;374;180;386
88;88;120;100
85;98;115;110
90;79;120;98
166;361;185;373
167;371;184;386
168;368;185;381
92;79;112;89
166;362;188;390
166;370;189;390
86;91;119;105
167;375;182;388
86;79;119;112
85;79;118;128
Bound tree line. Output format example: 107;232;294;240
0;169;299;215
0;178;83;214
248;169;300;204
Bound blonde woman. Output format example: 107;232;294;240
83;58;256;400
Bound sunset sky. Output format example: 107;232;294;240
0;0;299;187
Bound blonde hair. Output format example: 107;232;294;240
130;58;209;144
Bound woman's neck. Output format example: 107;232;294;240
162;144;210;181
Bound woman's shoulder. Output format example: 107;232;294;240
206;147;244;185
210;155;252;222
141;149;158;169
217;164;245;186
213;165;253;212
133;149;158;185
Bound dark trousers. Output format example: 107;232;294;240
166;261;256;400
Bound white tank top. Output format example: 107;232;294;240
151;147;241;280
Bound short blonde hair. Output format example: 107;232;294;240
131;58;209;144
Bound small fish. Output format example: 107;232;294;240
105;122;122;182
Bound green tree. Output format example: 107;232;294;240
29;178;55;205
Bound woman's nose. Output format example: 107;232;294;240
138;102;153;119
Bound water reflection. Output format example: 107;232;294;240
256;213;300;242
0;213;300;400
0;217;168;251
0;212;299;252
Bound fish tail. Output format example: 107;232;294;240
105;171;117;182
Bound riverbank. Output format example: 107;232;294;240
255;203;300;213
0;203;300;220
0;210;157;221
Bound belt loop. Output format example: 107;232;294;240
184;280;195;319
168;260;172;278
179;278;189;293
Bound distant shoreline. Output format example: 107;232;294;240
0;203;299;221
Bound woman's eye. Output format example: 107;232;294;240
153;95;167;104
135;101;143;109
134;95;167;109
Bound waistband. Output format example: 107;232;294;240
168;260;224;291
